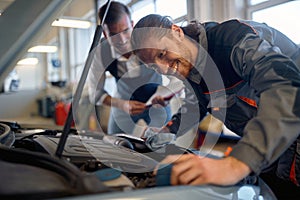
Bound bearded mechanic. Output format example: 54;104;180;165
131;14;300;198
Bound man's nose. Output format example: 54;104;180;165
156;60;170;74
117;32;127;44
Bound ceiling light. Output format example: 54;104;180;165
51;18;91;29
17;58;39;65
28;45;58;53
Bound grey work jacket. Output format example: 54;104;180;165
167;19;300;179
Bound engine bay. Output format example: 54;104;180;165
2;121;191;191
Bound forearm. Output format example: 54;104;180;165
103;95;124;110
230;33;300;173
231;87;300;174
159;154;251;186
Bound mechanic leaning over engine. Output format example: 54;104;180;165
131;14;300;199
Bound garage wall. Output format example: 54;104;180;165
0;89;45;120
187;0;247;22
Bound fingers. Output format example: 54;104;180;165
171;160;194;185
125;100;146;115
155;154;217;186
152;96;167;107
154;154;195;175
175;156;251;186
176;165;203;185
170;154;203;185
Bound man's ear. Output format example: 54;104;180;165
103;24;109;39
103;31;108;39
171;24;184;41
131;20;134;28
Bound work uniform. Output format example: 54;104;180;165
88;39;172;134
165;19;300;186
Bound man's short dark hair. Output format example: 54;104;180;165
98;1;131;25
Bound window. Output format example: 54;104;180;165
156;0;187;20
249;0;269;5
131;1;155;23
131;0;187;24
249;0;300;44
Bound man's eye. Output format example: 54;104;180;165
124;28;132;33
109;33;117;37
158;51;165;58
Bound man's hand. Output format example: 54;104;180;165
120;100;147;115
155;154;251;186
151;95;168;107
104;95;147;115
